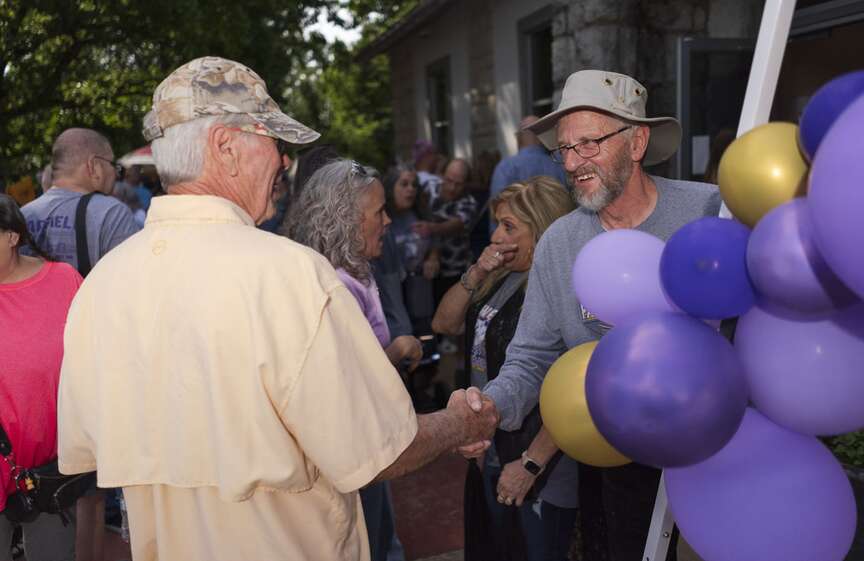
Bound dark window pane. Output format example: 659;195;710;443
426;57;452;156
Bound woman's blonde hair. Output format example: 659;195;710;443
474;175;575;301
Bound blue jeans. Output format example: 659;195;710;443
482;461;577;561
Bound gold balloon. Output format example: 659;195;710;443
539;341;630;467
717;122;808;228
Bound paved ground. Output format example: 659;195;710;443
391;452;466;560
418;550;464;561
392;348;466;561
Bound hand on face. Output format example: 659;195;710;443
474;243;518;280
489;202;535;272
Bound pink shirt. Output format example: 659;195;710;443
0;261;82;509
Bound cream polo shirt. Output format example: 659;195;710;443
58;195;418;560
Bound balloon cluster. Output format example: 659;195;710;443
539;71;864;561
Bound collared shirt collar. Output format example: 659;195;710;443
145;195;256;227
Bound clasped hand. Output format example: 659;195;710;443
447;387;499;458
445;387;499;455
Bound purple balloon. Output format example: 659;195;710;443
666;409;856;561
660;217;756;320
736;303;864;435
747;198;857;316
810;94;864;300
799;70;864;160
572;230;675;326
585;313;748;467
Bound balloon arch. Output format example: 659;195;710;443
539;9;864;561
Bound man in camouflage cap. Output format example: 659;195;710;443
58;56;498;561
141;56;319;147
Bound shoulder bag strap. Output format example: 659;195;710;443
0;422;11;457
75;193;97;277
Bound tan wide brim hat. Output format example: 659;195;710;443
526;70;681;166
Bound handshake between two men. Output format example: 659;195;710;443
373;387;499;483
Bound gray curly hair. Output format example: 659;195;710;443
287;158;379;281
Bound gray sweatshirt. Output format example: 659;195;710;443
484;175;721;507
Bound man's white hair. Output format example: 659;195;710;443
151;114;250;187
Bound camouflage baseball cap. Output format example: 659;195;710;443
142;56;320;145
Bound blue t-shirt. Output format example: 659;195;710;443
21;187;141;272
489;145;569;234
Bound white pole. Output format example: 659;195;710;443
647;3;797;560
642;475;675;561
719;0;797;218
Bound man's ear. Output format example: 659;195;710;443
630;125;650;162
208;125;240;177
84;156;104;190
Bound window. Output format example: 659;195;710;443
675;38;754;180
519;7;557;118
426;57;452;156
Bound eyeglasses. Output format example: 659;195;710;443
92;155;122;176
224;125;293;157
551;126;632;163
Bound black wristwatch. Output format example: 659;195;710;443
521;451;544;476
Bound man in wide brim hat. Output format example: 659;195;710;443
526;69;681;167
475;69;721;561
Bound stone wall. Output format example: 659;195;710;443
466;0;498;158
635;0;763;123
551;0;640;87
550;0;763;118
384;0;764;167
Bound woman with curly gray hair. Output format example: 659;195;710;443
287;159;422;368
287;159;422;561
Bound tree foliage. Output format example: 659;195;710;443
282;0;419;171
0;0;331;183
0;0;418;184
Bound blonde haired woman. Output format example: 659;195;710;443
432;176;575;561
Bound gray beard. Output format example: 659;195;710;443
571;149;633;212
575;183;622;212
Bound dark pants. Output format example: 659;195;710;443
578;463;675;561
540;501;580;561
360;482;404;561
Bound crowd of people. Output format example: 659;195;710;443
0;55;721;561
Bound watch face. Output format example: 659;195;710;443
523;459;542;475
